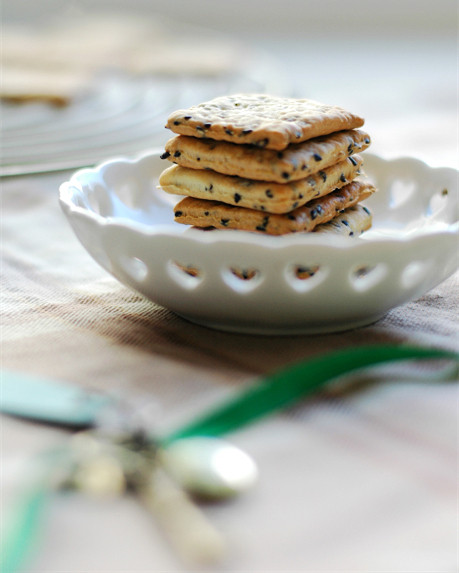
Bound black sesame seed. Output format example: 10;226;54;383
340;173;347;183
234;193;242;203
265;189;273;198
349;231;354;236
173;151;181;158
277;152;284;159
173;121;180;126
242;129;253;135
292;201;299;209
287;214;296;220
313;153;322;162
348;156;358;166
282;172;290;180
196;126;205;133
204;123;212;128
316;205;323;214
174;210;183;217
364;137;370;144
310;208;318;220
160;151;170;159
220;219;229;226
362;206;370;214
342;219;350;226
197;157;201;161
347;143;354;154
319;171;327;182
256;216;270;232
209;184;213;191
204;211;210;216
184;115;192;120
225;129;233;136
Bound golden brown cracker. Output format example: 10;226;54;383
173;179;375;235
162;129;370;183
159;155;363;215
166;94;365;150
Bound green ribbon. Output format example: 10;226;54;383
2;344;457;572
161;345;458;445
1;486;49;573
0;448;68;573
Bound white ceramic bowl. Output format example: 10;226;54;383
59;151;458;334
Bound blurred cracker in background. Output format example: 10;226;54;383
1;12;246;107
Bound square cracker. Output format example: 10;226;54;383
173;179;375;235
163;129;370;183
159;155;363;214
166;93;365;150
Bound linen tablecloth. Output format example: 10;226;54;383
1;166;458;571
2;3;458;566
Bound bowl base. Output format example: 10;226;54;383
174;312;386;336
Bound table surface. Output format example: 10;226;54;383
1;8;458;572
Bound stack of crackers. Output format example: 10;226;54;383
159;94;375;236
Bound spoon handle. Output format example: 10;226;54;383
137;465;226;566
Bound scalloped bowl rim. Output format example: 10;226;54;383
59;150;459;246
58;150;459;335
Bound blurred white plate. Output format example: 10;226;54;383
1;71;275;178
59;152;458;335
